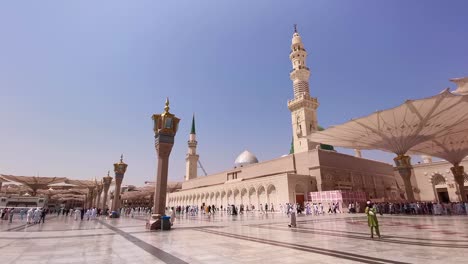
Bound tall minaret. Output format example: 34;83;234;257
287;25;319;153
185;114;199;181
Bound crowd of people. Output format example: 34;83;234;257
0;207;49;224
0;207;109;225
2;200;467;229
164;200;468;219
368;201;468;216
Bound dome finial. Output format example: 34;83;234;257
164;97;170;113
294;24;297;33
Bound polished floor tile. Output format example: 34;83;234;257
1;212;467;263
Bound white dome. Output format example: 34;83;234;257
234;150;259;167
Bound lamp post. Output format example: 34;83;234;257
102;171;113;210
394;155;415;201
451;163;466;202
96;179;103;209
87;187;95;209
152;98;180;216
111;155;128;216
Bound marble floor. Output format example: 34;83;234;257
1;212;467;264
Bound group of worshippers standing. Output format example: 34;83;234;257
0;207;48;224
72;207;100;221
25;208;47;224
0;208;15;223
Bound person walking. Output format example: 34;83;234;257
40;209;47;223
9;208;14;223
74;208;80;221
365;201;381;239
20;208;25;221
288;204;297;228
26;208;33;224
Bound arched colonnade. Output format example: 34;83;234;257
167;183;279;210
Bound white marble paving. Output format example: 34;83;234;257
1;212;467;263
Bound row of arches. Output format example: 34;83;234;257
168;184;278;209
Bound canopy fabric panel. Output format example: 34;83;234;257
307;90;468;155
65;179;97;188
409;130;468;165
0;175;67;189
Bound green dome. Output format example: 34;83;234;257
317;125;334;151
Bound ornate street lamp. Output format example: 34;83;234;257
111;155;128;216
151;98;180;216
102;171;113;210
94;177;103;209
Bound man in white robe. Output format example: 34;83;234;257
26;208;33;224
74;209;80;220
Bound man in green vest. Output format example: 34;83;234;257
365;201;381;239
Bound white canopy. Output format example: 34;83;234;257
409;130;468;165
307;89;468;155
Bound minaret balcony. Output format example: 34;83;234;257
290;66;310;73
290;47;306;54
288;93;319;111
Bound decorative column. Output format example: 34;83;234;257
152;98;180;216
451;164;466;202
111;155;128;216
394;155;415;201
87;187;95;208
102;171;113;210
96;181;103;209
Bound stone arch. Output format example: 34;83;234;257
432;174;446;185
190;194;195;205
221;190;226;208
240;188;248;205
233;189;240;205
267;184;277;209
227;189;233;205
257;185;266;208
248;186;257;208
215;191;220;207
209;192;215;205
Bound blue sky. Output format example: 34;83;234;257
0;1;467;185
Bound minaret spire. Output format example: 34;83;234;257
287;26;320;153
186;113;199;181
191;114;196;135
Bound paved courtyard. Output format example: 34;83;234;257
1;212;467;264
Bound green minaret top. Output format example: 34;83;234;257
190;114;196;134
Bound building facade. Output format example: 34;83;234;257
411;157;468;203
166;28;401;210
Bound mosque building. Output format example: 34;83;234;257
166;28;402;209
